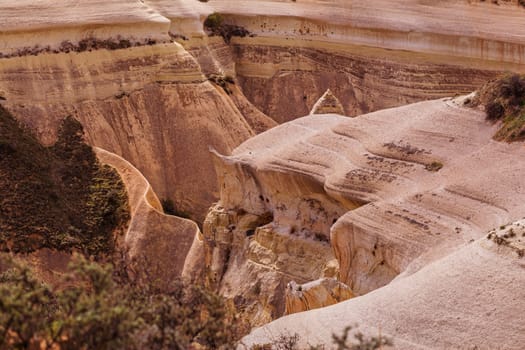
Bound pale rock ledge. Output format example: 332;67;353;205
95;147;197;290
285;278;354;315
0;0;171;56
187;95;525;331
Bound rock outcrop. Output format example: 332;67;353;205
208;0;525;122
95;148;197;289
3;0;525;221
3;1;525;346
243;231;525;349
184;200;341;326
0;1;276;222
310;89;345;116
191;95;525;332
0;40;261;221
285;278;353;315
0;0;170;57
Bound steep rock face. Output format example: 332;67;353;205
4;0;525;220
310;89;345;116
182;36;278;133
192;201;341;326
244;232;525;350
232;41;501;122
143;0;210;39
207;0;525;122
0;0;296;220
0;42;259;221
193;95;525;328
95;148;197;289
0;0;171;57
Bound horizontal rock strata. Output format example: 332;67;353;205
196;96;525;329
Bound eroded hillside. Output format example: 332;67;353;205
189;93;525;349
1;0;525;349
0;106;128;257
2;0;525;222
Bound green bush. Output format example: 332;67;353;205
0;108;129;257
475;74;525;142
203;13;251;44
425;161;443;172
204;12;224;30
0;254;241;349
250;325;393;350
486;101;505;120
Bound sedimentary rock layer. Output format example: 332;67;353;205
285;278;354;315
232;40;504;122
244;233;525;349
0;42;259;220
95;148;197;288
198;95;525;329
3;0;525;220
209;0;525;121
0;0;170;56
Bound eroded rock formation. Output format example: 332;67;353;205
95;148;197;289
285;278;353;315
3;1;525;347
209;0;525;121
0;0;275;222
243;228;525;349
3;0;525;222
310;89;345;116
192;95;525;335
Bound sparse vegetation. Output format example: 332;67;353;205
204;12;252;44
0;37;158;59
473;74;525;141
383;141;430;156
487;227;524;258
332;326;392;350
249;326;392;350
204;12;225;30
0;254;242;349
0;107;129;257
208;74;236;94
425;161;443;172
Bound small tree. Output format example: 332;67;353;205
0;254;242;349
0;257;53;348
332;326;392;350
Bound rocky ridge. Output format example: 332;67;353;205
1;1;525;347
95;148;196;289
2;0;525;220
243;229;525;349
188;95;525;343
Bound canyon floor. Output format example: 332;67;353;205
1;1;525;349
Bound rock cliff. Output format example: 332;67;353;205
3;1;525;346
285;278;354;315
244;230;525;349
0;36;261;222
192;95;525;333
95;148;197;288
0;0;275;221
3;0;525;221
209;0;525;121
